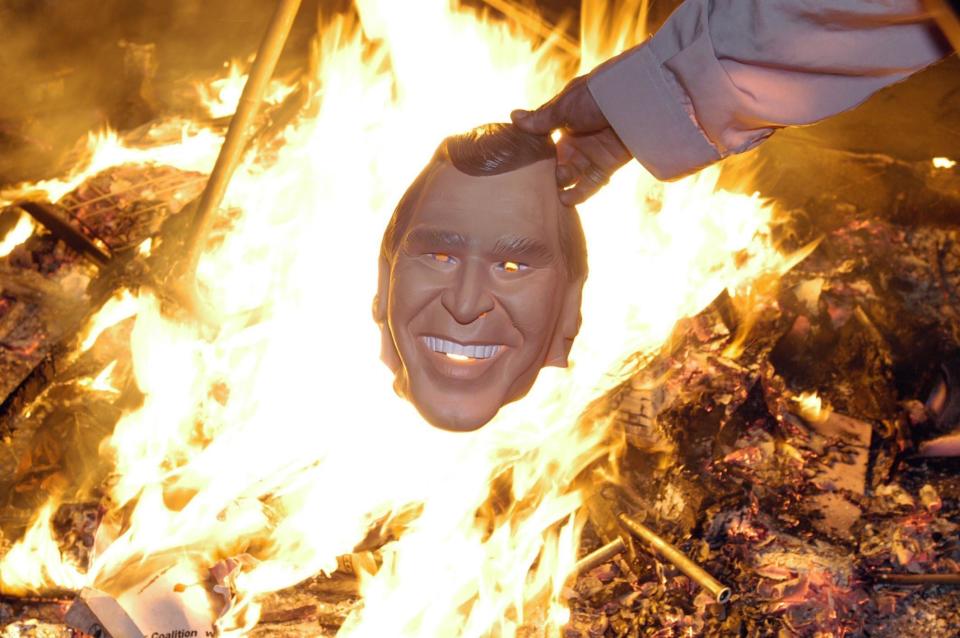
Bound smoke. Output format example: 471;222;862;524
0;0;323;185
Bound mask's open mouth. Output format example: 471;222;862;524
420;336;503;361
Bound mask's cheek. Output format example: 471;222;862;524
499;275;566;345
386;281;437;382
378;321;402;373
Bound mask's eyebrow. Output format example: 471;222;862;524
492;235;553;262
403;227;467;251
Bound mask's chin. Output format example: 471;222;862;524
421;405;494;432
405;374;502;432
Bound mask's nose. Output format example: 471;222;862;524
441;259;495;324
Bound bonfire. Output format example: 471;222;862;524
0;2;957;637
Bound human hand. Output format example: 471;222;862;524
511;75;632;206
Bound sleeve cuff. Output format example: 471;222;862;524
586;44;721;181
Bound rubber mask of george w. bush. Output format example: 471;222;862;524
374;123;588;431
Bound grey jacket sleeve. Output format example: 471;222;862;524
587;0;951;180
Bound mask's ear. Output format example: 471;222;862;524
544;277;585;368
374;256;402;372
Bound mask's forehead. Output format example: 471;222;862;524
409;160;562;250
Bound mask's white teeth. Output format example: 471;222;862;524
422;337;503;360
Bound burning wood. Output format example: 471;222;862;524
0;162;205;443
14;202;111;267
0;2;958;638
558;198;960;635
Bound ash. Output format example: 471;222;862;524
1;147;960;638
566;166;960;637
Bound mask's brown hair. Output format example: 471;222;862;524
379;123;588;281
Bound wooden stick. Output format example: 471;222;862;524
478;0;579;57
571;537;626;577
618;513;731;604
15;201;111;266
0;593;74;605
184;0;303;275
873;573;960;586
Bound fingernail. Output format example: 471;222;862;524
510;109;530;120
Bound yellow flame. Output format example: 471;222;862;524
0;502;86;596
1;126;222;206
78;360;121;394
80;290;140;352
0;212;36;258
197;60;297;119
932;156;957;169
793;391;831;423
0;2;801;635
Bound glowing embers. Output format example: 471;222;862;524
0;1;792;636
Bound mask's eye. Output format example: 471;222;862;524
498;260;528;273
427;252;457;265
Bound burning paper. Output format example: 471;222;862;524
0;1;795;635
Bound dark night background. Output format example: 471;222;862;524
0;0;956;187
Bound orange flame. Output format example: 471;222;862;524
793;391;831;423
196;60;297;119
0;211;36;258
0;2;801;636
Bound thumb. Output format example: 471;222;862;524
511;101;561;135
